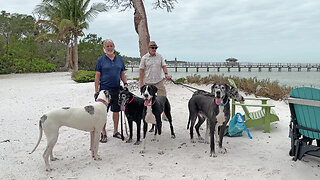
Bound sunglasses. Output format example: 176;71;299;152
150;47;158;49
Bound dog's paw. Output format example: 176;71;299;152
126;139;133;143
140;149;145;154
171;134;176;139
151;138;156;142
158;150;164;155
191;139;196;143
210;153;217;157
45;167;53;171
93;155;102;161
219;147;227;154
134;141;141;145
50;157;58;161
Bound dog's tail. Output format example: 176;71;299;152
29;118;44;154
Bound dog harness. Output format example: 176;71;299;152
96;99;109;107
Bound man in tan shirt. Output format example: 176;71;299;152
139;41;171;96
139;41;171;124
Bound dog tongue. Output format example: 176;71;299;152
216;98;222;105
144;99;151;106
121;105;125;111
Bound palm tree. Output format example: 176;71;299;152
34;19;73;70
34;0;108;71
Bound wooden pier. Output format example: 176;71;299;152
127;62;320;72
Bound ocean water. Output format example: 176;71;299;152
125;68;320;88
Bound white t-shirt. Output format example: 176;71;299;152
139;52;167;84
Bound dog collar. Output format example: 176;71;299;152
145;99;157;106
219;99;229;106
96;98;109;107
128;96;135;104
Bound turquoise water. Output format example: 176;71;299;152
126;68;320;88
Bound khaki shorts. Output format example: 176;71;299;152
146;80;167;97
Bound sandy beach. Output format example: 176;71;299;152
0;72;319;180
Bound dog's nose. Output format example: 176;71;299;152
144;94;148;98
216;91;221;98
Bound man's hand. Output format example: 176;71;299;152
165;73;171;80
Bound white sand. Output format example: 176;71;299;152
0;72;319;180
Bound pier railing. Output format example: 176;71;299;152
127;62;320;72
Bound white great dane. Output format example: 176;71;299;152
29;90;111;171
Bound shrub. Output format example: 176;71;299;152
0;57;55;73
72;70;96;83
175;78;186;83
185;74;292;100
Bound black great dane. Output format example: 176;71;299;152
118;87;145;145
140;85;175;154
188;83;244;157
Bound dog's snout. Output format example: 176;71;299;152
216;90;221;98
144;94;148;98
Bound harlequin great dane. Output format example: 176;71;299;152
187;83;244;157
118;87;145;145
29;90;111;171
140;85;175;154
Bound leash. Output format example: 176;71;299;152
169;79;209;93
120;111;124;141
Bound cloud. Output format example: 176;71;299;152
1;0;320;62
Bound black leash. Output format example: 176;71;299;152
169;79;209;93
120;111;124;141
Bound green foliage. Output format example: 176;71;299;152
185;75;292;100
0;56;55;74
78;33;104;70
72;70;96;83
175;77;186;83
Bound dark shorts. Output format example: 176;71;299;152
108;89;120;112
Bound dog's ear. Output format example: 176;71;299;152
226;84;231;91
151;85;158;95
140;85;146;95
211;83;216;94
120;86;124;91
103;90;109;98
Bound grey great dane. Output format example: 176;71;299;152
187;83;244;157
29;90;111;171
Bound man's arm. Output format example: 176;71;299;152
139;69;145;87
120;71;128;88
162;66;171;80
95;71;100;93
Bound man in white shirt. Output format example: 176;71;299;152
139;41;171;123
139;41;171;96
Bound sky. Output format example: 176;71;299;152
1;0;320;63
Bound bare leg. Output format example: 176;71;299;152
113;112;120;136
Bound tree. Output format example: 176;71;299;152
34;0;108;71
34;19;73;69
0;11;36;57
105;0;177;57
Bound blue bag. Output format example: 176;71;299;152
227;113;252;139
